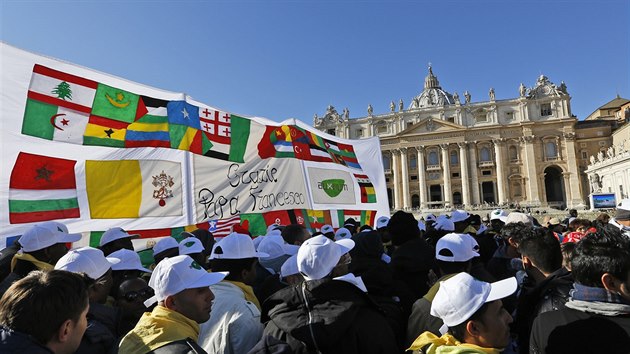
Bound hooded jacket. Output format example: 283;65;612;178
263;278;399;354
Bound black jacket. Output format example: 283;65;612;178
0;326;53;354
149;338;207;354
75;302;121;354
263;278;399;354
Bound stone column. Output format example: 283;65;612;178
563;133;584;207
469;142;481;205
417;146;428;209
392;149;401;210
458;141;471;207
400;147;411;209
521;135;541;206
493;139;507;204
440;144;452;207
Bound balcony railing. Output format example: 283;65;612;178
478;160;494;167
426;164;441;171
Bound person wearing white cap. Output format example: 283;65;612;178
263;235;399;353
119;255;227;354
451;210;476;235
0;222;81;297
199;232;268;354
406;233;481;346
408;272;517;353
179;235;208;269
107;248;152;299
251;232;300;305
0;270;91;354
610;198;630;238
334;227;352;241
54;246;122;354
98;227;139;256
320;224;335;240
151;236;180;266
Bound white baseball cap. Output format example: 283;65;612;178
38;221;72;234
435;216;455;231
179;236;205;255
505;212;533;227
425;214;437;222
418;220;426;232
258;234;299;260
153;237;179;255
108;249;152;273
19;224;82;252
297;235;355;280
99;227;139;247
267;224;282;234
431;272;517;327
450;210;471;223
55;246;120;280
436;233;480;262
334;227;352;241
320;224;334;235
490;209;509;222
144;255;228;307
209;232;268;260
280;254;299;279
375;216;390;229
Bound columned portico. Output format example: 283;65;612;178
392;149;402;209
493;139;507;204
469;142;481;205
440;143;452;207
458;142;471;206
416;146;428;208
522;135;541;206
400;147;411;209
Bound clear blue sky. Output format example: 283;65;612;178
2;0;628;123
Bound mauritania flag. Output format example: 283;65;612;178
9;152;79;224
22;65;96;143
91;83;141;123
85;159;183;219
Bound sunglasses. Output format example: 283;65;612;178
122;287;154;302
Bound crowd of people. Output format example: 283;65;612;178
1;198;630;354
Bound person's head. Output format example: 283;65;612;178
280;254;304;285
179;236;208;269
55;247;119;304
375;216;392;244
188;228;215;261
98;227;139;256
596;213;611;225
258;234;299;263
0;270;91;354
115;277;153;325
108;248;152;296
281;224;311;246
560;242;576;271
568;209;578;218
349;230;384;261
451;210;471;233
320;224;335;240
434;233;480;276
504;212;534;227
152;237;179;265
343;218;359;235
498;222;531;256
334;227;352;241
297;235;355;280
615;199;630;227
568;218;591;233
489;209;508;232
146;255;227;323
431;272;516;349
209;232;267;285
517;227;562;280
18;223;82;265
571;225;630;300
388;210;420;246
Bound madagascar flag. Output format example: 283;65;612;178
9;152;79;224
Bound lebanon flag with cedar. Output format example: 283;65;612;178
9;152;80;224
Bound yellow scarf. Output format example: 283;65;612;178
11;253;54;272
225;280;261;310
423;273;458;301
119;305;199;354
408;332;502;354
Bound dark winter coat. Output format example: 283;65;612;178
0;326;53;354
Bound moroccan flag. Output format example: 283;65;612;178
83;115;128;147
125;96;170;148
9;152;80;224
354;174;376;203
22;99;90;144
91;83;141;123
85;159;183;219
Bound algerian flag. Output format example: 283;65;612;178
22;99;90;144
85;159;183;219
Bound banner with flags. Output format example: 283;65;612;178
0;43;388;249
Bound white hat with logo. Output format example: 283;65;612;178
431;272;517;327
55;246;120;280
375;216;390;229
490;209;509;223
209;232;268;260
435;215;455;231
108;248;152;273
450;210;471;223
258;234;299;260
19;224;82;252
436;233;480;262
297;235;355;280
334;227;352;241
179;236;205;255
153;237;179;255
144;255;228;307
99;227;139;247
320;224;334;235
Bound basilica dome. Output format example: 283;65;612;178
409;66;455;109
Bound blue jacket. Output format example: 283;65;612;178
0;326;54;354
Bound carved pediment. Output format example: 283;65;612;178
401;117;465;135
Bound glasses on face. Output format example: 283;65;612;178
123;287;154;302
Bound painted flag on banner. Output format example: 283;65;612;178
207;215;241;239
306;131;334;163
125;96;170;148
22;99;90;144
354;174;376;203
258;125;295;159
85;159;183;219
91;83;141;123
306;209;331;230
227;115;251;163
198;105;229;160
9;152;80;224
83;115;128;147
167;100;203;153
264;209;307;228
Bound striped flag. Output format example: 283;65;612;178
207;215;241;239
354;173;376;203
83;115;128;147
125;96;170;148
9;152;80;224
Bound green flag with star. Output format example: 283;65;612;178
91;83;140;123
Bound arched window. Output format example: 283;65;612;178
509;145;518;161
428;150;439;165
450;150;459;165
383;154;391;170
480;147;491;162
545;141;558;158
409;154;417;170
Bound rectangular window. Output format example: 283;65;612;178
452;172;460;178
505;112;513;120
377;126;388;134
541;103;552;116
385;178;390;183
327;129;336;136
411;175;418;181
356;129;363;138
447;116;455;123
482;170;492;176
581;151;588;159
580;143;587;148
